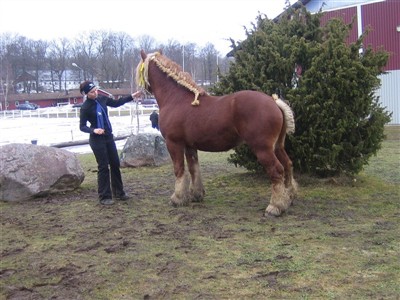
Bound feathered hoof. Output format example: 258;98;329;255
190;189;205;202
265;204;283;217
191;196;204;203
170;193;190;207
169;201;185;207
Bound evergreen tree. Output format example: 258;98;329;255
212;7;391;176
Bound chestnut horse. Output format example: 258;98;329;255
136;50;298;216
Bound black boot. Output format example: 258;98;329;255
100;198;115;205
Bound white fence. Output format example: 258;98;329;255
0;102;158;119
0;103;158;148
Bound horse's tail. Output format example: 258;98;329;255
272;94;295;134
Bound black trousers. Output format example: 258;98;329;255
89;134;125;200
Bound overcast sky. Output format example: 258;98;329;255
0;0;290;54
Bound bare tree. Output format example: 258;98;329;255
32;40;48;93
199;43;218;84
160;39;183;65
48;38;71;93
73;31;100;81
183;43;198;80
1;31;229;99
0;33;20;108
97;31;135;88
114;32;135;88
8;36;35;93
137;35;157;53
97;31;118;87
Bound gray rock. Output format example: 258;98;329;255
0;143;85;202
120;133;170;167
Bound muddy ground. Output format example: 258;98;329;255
1;149;399;299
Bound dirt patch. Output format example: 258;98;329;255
1;149;399;299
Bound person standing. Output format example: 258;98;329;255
150;110;159;130
79;80;142;205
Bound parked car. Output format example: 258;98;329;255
141;98;158;108
17;103;38;110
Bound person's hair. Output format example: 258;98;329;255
79;80;95;95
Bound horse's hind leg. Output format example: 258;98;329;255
275;146;298;205
167;141;190;206
255;147;291;216
185;147;205;202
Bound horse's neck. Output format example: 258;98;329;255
150;66;186;105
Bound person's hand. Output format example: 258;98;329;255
94;128;105;135
132;90;143;99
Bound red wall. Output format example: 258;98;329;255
320;7;359;44
319;0;399;71
362;0;399;70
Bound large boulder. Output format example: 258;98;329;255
0;143;85;202
120;133;170;167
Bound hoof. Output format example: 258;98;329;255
190;190;205;202
266;205;282;217
191;197;204;203
170;193;189;206
288;189;298;206
169;200;188;207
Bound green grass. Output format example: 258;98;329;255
1;126;399;299
362;125;400;184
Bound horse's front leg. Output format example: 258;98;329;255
185;147;205;202
167;141;190;206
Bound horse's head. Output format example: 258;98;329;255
135;49;166;94
135;50;152;93
135;49;206;106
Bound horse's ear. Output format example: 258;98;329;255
140;49;147;60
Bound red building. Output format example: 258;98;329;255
288;0;399;124
0;88;133;110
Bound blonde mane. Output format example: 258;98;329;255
136;52;206;106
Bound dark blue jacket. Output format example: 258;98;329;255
79;95;133;135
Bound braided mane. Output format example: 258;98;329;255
136;52;206;106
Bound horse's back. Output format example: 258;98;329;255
228;90;277;108
228;90;283;122
197;90;284;133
